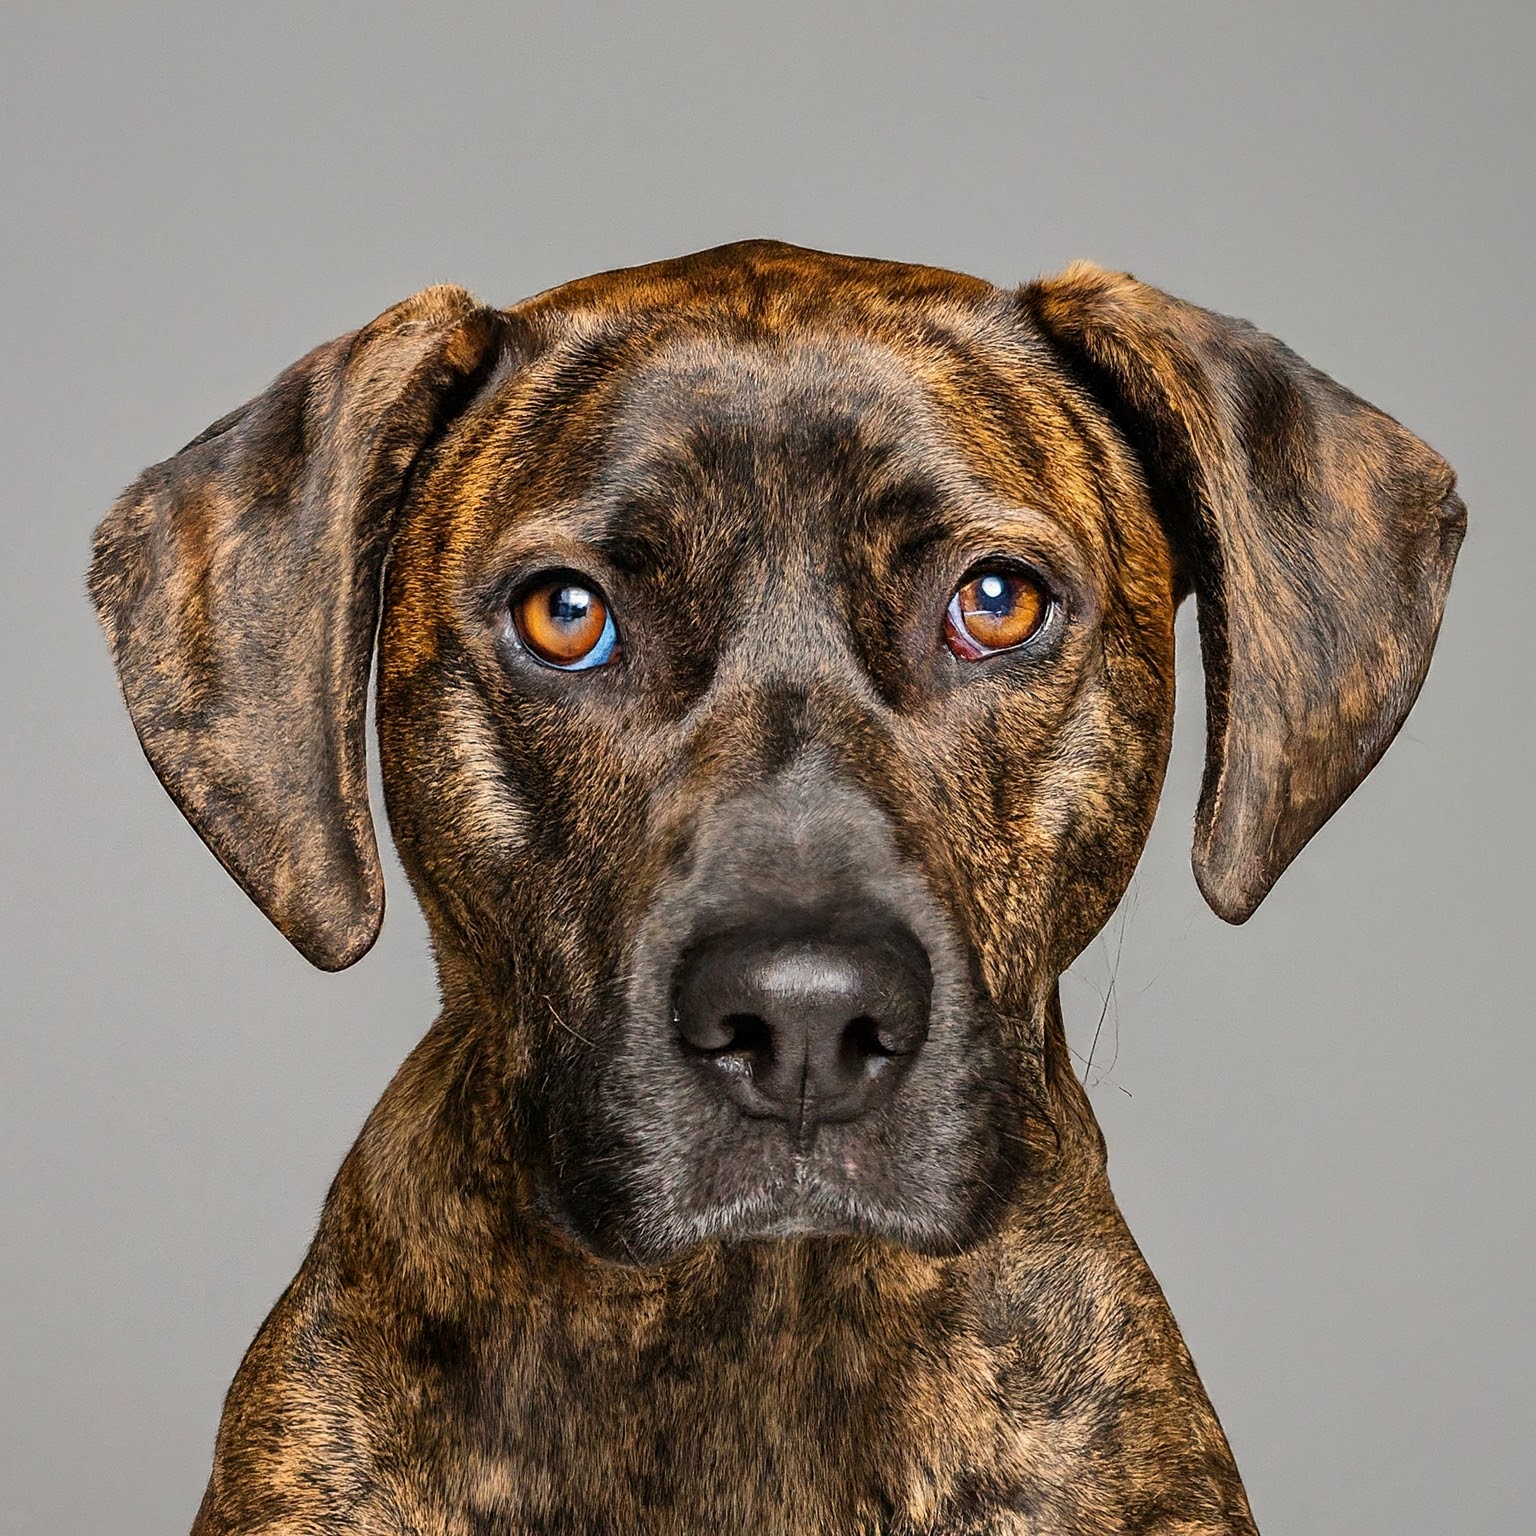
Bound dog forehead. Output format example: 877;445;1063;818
402;244;1171;634
507;238;1025;476
478;248;1137;551
597;329;963;498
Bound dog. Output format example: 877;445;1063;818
89;240;1464;1535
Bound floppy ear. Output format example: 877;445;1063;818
89;286;510;970
1019;264;1466;923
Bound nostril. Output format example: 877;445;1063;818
713;1012;772;1058
847;1015;882;1050
845;1014;893;1059
842;1011;925;1076
721;1012;765;1045
675;994;774;1054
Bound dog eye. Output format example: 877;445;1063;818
512;577;619;670
944;565;1052;660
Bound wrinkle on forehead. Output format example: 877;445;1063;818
572;327;1157;584
590;332;949;569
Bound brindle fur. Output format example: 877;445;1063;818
88;241;1464;1535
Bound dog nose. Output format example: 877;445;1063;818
673;919;932;1135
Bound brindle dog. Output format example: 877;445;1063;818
89;241;1464;1535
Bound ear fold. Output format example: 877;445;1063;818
1019;264;1466;922
89;286;510;969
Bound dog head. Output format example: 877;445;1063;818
90;241;1463;1262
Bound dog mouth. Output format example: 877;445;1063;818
615;1143;964;1259
540;998;1016;1265
539;760;1009;1264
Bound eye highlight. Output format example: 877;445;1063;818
512;576;619;670
944;565;1053;660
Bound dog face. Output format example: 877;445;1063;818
89;242;1464;1263
380;290;1179;1259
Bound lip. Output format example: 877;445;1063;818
690;1197;876;1247
670;1142;953;1245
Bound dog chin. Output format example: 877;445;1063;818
595;1165;977;1265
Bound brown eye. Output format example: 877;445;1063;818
944;566;1052;660
512;578;618;670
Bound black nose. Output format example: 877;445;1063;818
672;917;932;1136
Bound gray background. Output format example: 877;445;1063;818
2;3;1531;1533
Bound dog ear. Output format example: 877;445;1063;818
1019;264;1466;923
89;286;511;970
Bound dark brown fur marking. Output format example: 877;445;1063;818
89;241;1463;1534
